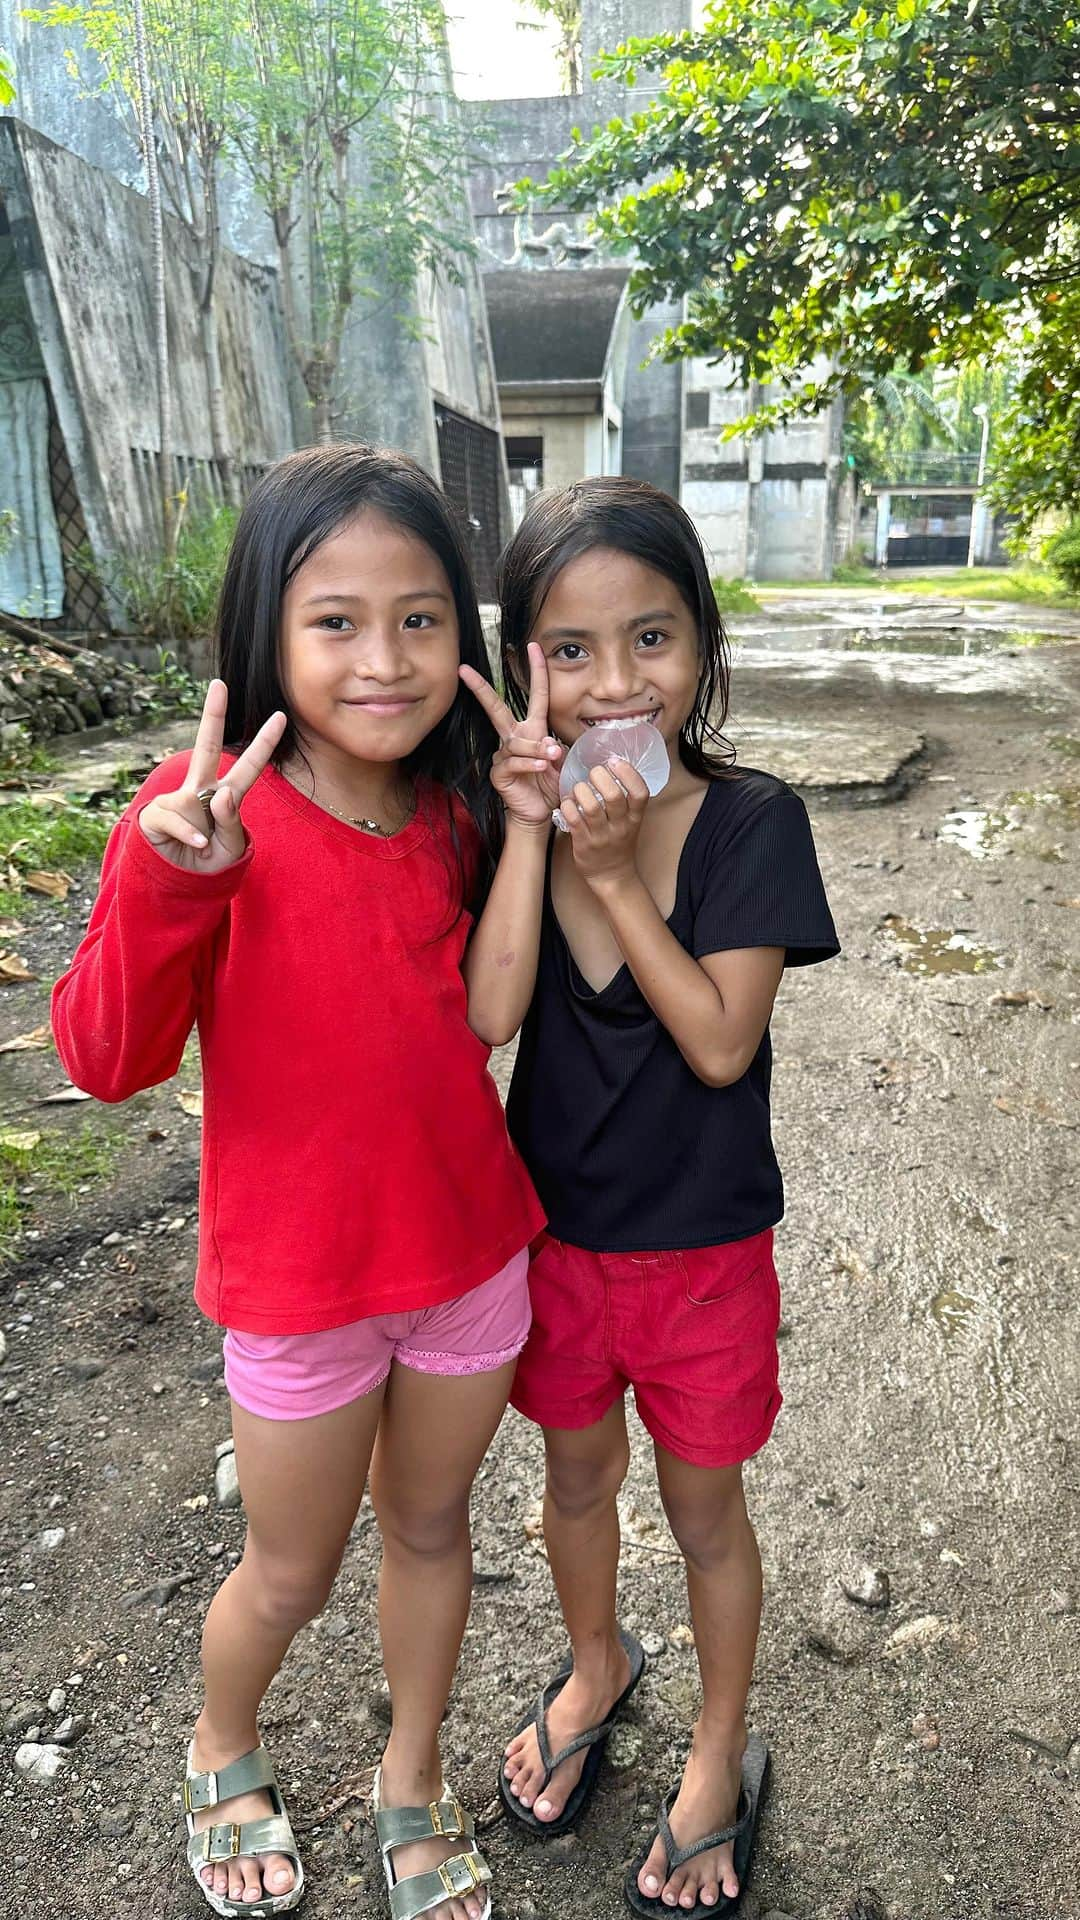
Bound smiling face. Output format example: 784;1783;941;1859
524;546;703;752
279;509;461;770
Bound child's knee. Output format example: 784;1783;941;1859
378;1493;470;1560
662;1480;752;1572
545;1434;629;1519
243;1550;338;1634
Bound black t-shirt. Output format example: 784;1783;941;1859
506;769;840;1252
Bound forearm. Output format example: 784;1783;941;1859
592;874;752;1086
463;817;550;1046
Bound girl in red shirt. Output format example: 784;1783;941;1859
52;445;563;1920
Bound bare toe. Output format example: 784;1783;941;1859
639;1834;669;1899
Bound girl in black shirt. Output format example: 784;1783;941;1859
488;478;838;1918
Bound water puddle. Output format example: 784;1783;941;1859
929;1286;979;1339
735;624;1062;656
939;787;1079;862
881;914;1004;975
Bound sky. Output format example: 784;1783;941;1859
444;0;564;99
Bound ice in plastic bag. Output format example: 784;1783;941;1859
552;716;670;832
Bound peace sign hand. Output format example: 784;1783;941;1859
137;679;287;873
459;642;563;830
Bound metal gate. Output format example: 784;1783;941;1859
433;404;503;601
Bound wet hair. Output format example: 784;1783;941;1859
216;442;502;906
497;476;734;779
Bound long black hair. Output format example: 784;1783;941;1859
216;442;502;904
497;476;734;779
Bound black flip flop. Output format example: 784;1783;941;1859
498;1627;646;1837
624;1730;770;1919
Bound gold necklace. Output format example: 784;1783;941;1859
314;783;416;838
283;764;416;837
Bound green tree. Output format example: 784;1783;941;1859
0;49;15;104
517;0;582;94
524;0;1080;527
233;0;475;442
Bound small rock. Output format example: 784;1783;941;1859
38;1527;66;1554
15;1741;69;1784
667;1624;695;1650
68;1358;105;1382
640;1631;666;1658
4;1701;46;1737
840;1564;890;1610
606;1724;642;1770
215;1451;241;1510
97;1804;134;1838
53;1714;89;1746
122;1571;194;1609
472;1565;514;1587
3;1388;20;1406
46;1687;67;1716
190;1355;224;1384
0;1330;6;1364
214;1436;236;1461
884;1614;955;1658
1046;1588;1075;1618
102;1231;122;1247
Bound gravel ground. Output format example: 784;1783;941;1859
1;614;1078;1920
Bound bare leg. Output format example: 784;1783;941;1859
637;1450;761;1911
191;1386;385;1907
503;1400;633;1822
368;1358;517;1920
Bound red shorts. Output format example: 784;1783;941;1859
510;1228;781;1469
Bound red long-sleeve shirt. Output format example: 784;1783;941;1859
52;754;543;1333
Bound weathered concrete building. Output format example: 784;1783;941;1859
0;1;508;615
0;120;292;628
466;0;843;579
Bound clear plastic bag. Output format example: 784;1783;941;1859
552;717;670;832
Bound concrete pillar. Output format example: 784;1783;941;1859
875;491;891;568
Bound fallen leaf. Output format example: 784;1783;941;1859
24;869;72;901
883;1614;959;1658
0;1024;51;1053
992;991;1050;1012
1054;897;1080;909
0;1128;41;1152
176;1089;203;1119
0;921;26;939
994;1093;1075;1128
0;952;35;982
40;1084;92;1104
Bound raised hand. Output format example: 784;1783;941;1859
459;642;563;829
138;679;286;873
559;760;651;890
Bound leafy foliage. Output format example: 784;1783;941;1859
1044;518;1080;591
76;501;238;640
518;0;583;94
529;0;1080;401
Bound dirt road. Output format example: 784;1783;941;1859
1;602;1077;1920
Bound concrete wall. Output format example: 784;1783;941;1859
680;354;842;579
1;120;292;575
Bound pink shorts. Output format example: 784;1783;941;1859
511;1230;781;1469
224;1249;531;1421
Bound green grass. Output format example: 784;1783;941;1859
758;565;1080;607
711;576;762;613
0;798;114;879
0;1120;125;1261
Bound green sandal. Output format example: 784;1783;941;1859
372;1765;492;1920
184;1741;305;1917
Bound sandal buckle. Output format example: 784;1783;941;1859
184;1768;217;1814
428;1796;465;1837
202;1822;242;1862
438;1855;478;1897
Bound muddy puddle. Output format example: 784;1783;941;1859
939;786;1080;862
734;624;1063;656
881;913;1005;974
